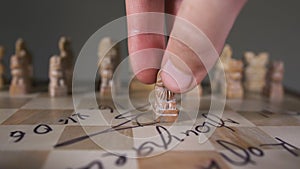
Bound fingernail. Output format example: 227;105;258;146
161;60;196;93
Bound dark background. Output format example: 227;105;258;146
0;0;299;92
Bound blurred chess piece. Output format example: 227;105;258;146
15;38;33;81
98;37;118;66
154;71;179;123
49;55;68;97
98;37;119;96
225;58;244;99
244;52;269;93
198;84;203;96
9;51;31;95
264;61;284;102
213;44;243;98
0;46;5;89
99;57;114;96
59;36;74;93
212;44;232;94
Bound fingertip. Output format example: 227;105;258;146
128;35;164;85
160;71;182;93
125;0;165;85
135;68;158;84
160;61;198;93
161;70;198;94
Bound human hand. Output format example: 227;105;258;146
126;0;247;93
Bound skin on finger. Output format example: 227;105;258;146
161;0;247;93
165;0;183;15
165;0;183;33
161;39;205;93
126;0;165;84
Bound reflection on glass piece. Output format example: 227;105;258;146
154;71;179;123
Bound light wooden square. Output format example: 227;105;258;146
209;127;278;150
56;125;134;150
2;109;74;125
237;110;300;126
22;98;74;109
138;151;230;169
0;150;49;169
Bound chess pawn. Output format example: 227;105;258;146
154;71;179;123
9;51;31;95
0;46;5;89
49;55;68;97
98;37;118;65
264;61;284;102
212;44;232;94
98;37;120;95
59;36;74;64
244;52;269;93
99;57;113;96
198;84;203;96
225;59;244;99
15;38;33;80
59;36;74;93
188;84;203;97
220;44;233;70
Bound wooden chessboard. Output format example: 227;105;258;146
0;86;300;169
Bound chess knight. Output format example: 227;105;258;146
15;38;33;80
154;71;179;122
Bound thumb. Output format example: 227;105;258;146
161;0;247;93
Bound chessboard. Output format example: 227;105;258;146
0;84;300;169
